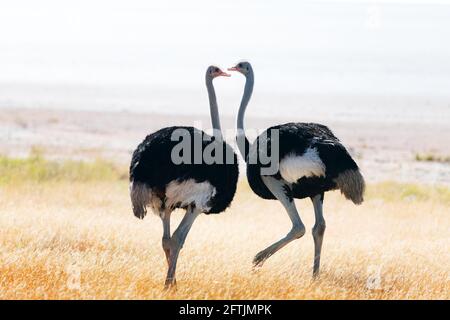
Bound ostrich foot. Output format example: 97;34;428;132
164;278;177;291
253;248;275;268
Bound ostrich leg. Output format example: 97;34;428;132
253;176;306;267
165;206;200;288
161;211;171;266
311;194;326;277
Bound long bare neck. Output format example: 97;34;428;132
236;71;254;160
206;77;222;139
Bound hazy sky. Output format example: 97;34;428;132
0;0;449;97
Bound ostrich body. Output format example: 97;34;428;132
229;61;365;276
129;66;239;287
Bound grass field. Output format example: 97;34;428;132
0;155;449;299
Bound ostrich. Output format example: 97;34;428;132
129;66;239;288
228;61;365;276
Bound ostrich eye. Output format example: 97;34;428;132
238;63;243;68
215;68;220;72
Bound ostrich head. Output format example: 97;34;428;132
228;61;253;76
206;66;231;79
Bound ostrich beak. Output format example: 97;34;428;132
218;71;231;77
228;67;238;71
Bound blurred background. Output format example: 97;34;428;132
0;0;449;183
1;0;449;117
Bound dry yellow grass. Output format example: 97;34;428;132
0;174;449;299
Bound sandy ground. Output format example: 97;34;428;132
0;107;449;185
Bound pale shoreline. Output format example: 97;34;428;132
1;107;449;185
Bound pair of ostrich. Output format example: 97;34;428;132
130;61;365;288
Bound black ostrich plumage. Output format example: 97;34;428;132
245;122;359;200
130;126;239;214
